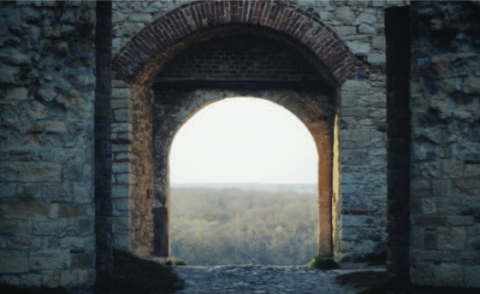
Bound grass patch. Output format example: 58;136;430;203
308;256;339;270
352;251;387;266
113;248;183;294
335;271;386;294
0;283;67;294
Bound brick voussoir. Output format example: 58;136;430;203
112;0;355;85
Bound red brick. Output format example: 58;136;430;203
112;0;355;86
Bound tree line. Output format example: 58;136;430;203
171;187;318;266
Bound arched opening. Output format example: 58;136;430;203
169;98;319;265
109;3;353;258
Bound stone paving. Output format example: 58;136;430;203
173;265;371;294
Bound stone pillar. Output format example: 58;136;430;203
317;120;334;257
385;6;411;293
153;207;170;257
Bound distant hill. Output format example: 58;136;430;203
171;183;317;194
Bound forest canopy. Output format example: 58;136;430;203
171;187;318;266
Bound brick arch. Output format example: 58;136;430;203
112;0;356;85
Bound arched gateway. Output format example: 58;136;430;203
110;0;357;259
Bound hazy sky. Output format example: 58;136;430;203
169;98;318;184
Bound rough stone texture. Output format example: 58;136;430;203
0;0;96;291
409;1;480;291
5;1;479;293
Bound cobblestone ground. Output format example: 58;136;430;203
173;265;364;294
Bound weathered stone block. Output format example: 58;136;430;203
1;275;19;286
113;109;129;122
437;227;466;251
60;205;85;218
41;183;73;200
75;218;93;236
113;233;129;250
468;236;480;250
0;183;17;198
112;185;129;198
2;199;47;218
446;216;474;226
112;88;129;99
455;180;480;196
464;76;480;94
49;203;59;219
60;270;88;287
59;237;84;249
421;198;436;214
414;215;445;226
410;227;424;249
33;220;67;236
442;161;463;178
465;266;480;288
5;87;28;100
45;121;67;133
0;219;16;234
437;197;460;215
434;263;464;287
112;162;129;174
116;173;136;184
421;162;440;178
0;251;29;273
465;165;480;178
432;180;450;196
21;274;41;287
113;217;129;233
341;150;369;165
112;99;129;109
35;88;57;105
0;66;19;83
429;55;451;78
114;198;129;212
410;179;430;197
18;184;40;199
30;251;70;270
413;263;433;286
7;236;42;250
334;7;355;22
0;162;61;182
42;270;59;288
460;251;480;265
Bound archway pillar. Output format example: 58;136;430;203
311;120;334;257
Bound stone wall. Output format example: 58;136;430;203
110;81;155;257
0;0;96;291
409;1;480;290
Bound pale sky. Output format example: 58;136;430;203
169;98;318;184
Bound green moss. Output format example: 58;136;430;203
113;248;183;294
335;271;386;294
175;260;187;266
308;256;339;270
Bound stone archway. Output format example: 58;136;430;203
152;88;335;258
109;0;356;259
112;0;356;86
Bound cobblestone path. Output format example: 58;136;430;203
173;265;363;294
